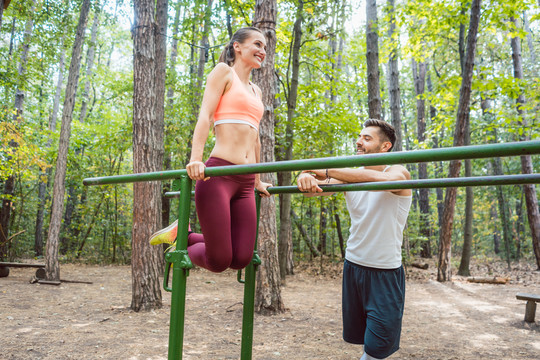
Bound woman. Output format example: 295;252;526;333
150;27;272;273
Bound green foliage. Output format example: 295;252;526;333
0;0;538;266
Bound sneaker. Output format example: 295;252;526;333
150;220;178;245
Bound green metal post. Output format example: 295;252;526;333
166;175;193;360
240;194;262;360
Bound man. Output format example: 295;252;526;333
297;119;412;360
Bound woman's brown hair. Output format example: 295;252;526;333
218;27;263;66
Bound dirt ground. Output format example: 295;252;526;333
1;259;539;360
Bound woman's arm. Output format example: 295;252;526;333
187;63;232;180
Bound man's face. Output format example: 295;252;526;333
355;126;390;155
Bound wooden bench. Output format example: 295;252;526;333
0;262;46;279
516;293;540;323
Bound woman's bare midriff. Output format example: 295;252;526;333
210;123;259;165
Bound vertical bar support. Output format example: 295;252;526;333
240;194;262;359
167;175;193;360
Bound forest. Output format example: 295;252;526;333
1;0;539;313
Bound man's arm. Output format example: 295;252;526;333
306;166;411;196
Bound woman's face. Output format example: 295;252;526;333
234;31;267;68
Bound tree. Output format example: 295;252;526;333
437;0;482;282
277;0;303;282
412;58;431;257
131;0;164;311
45;0;91;281
385;0;402;151
510;15;540;270
252;0;284;315
366;0;382;119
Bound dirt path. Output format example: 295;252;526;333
1;262;539;359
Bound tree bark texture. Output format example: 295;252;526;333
252;0;284;315
278;0;303;282
131;0;164;311
458;119;473;276
366;0;382;119
45;0;91;281
386;0;402;151
510;19;540;270
437;0;481;282
412;58;431;258
35;35;66;257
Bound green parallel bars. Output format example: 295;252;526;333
159;173;540;360
83;140;540;186
82;141;540;360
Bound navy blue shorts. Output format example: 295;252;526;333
342;260;405;358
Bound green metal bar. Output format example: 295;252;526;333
267;174;540;194
167;175;193;360
83;141;540;186
239;195;263;360
162;174;540;198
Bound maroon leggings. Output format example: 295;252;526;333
187;157;257;272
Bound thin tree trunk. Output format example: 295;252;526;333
412;58;431;258
458;118;474;275
35;36;67;257
292;209;320;257
185;0;212;165
0;0;5;29
427;69;444;235
366;0;381;119
510;16;540;270
154;0;168;268
386;0;402;151
253;0;284;315
437;0;481;282
162;1;182;228
79;7;100;123
131;0;163;311
278;0;303;282
45;0;91;281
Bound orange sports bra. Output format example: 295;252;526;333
214;69;264;130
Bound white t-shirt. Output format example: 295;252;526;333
344;189;412;269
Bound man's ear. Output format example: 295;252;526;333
381;141;392;152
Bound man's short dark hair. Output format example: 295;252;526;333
363;119;396;151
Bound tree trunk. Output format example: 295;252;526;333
292;209;320;257
0;0;4;29
366;0;381;119
491;202;501;254
185;0;212;165
510;17;540;270
458;118;473;276
252;0;284;315
427;69;444;235
35;35;67;257
386;0;402;151
437;0;481;282
412;58;431;258
162;0;182;228
278;0;303;282
154;0;168;268
131;0;163;311
79;7;100;123
45;0;91;281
